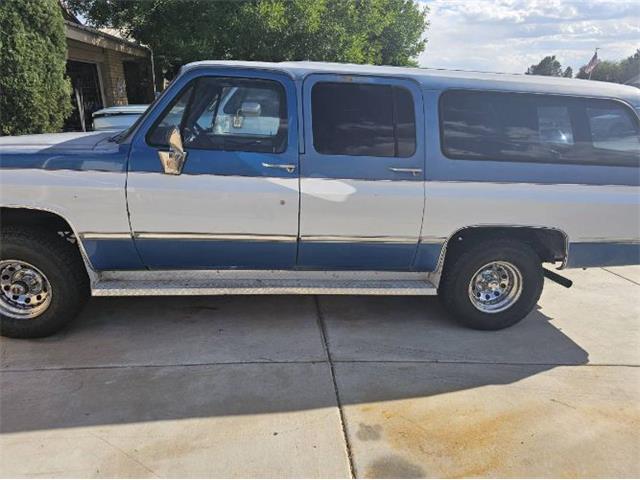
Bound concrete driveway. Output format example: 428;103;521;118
1;267;639;478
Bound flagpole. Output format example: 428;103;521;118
588;48;600;80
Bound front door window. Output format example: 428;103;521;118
147;77;288;154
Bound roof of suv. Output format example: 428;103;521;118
182;60;640;106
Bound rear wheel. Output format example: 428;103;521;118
439;240;544;330
0;227;89;338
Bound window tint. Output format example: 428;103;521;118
395;86;417;157
440;90;640;167
538;106;574;145
587;106;640;153
148;77;287;153
311;82;416;157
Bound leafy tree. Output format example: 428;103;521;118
0;0;72;135
577;60;622;82
577;49;640;84
525;55;572;77
619;49;640;83
64;0;429;84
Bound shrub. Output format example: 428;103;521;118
0;0;72;135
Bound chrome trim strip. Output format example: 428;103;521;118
571;238;640;244
127;233;420;244
133;232;296;242
82;232;637;246
419;236;447;244
81;232;132;240
301;235;417;244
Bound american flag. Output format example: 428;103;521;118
584;50;601;75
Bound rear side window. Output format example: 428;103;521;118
440;90;640;167
311;82;416;157
587;106;639;153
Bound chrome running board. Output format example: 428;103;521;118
92;270;438;297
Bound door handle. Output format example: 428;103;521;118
389;167;422;176
262;162;296;174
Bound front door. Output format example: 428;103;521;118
126;69;299;269
298;74;425;270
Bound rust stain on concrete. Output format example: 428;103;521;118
356;397;640;478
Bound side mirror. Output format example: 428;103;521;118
158;127;187;175
240;102;261;116
233;102;261;128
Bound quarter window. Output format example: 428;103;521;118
311;82;416;157
148;77;288;154
587;106;640;153
440;90;640;167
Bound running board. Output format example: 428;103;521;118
92;270;437;296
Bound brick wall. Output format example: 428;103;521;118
102;50;129;106
66;27;153;107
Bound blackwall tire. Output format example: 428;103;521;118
439;240;544;330
0;227;89;338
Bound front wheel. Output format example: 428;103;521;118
0;227;89;338
439;240;544;330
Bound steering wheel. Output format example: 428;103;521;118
182;122;203;145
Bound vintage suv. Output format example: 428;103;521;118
1;61;639;338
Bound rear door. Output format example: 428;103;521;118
126;68;299;269
298;74;425;270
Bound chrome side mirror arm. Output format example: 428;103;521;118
158;127;187;175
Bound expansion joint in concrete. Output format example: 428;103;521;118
314;295;357;479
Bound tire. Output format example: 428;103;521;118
0;227;89;338
439;240;544;330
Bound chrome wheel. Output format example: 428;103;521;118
468;261;522;313
0;260;52;319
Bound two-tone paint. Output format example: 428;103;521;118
1;60;639;285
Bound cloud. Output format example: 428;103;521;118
418;0;639;73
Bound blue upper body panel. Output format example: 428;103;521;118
117;62;640;186
180;61;640;107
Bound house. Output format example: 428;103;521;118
61;6;155;131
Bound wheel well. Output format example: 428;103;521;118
442;226;568;270
1;208;74;235
0;207;85;261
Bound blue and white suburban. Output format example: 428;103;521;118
1;61;639;337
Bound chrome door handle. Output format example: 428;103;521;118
389;167;422;176
262;162;296;173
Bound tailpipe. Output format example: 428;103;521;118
543;268;573;288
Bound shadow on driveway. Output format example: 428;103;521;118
0;295;588;434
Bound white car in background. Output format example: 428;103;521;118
92;104;149;131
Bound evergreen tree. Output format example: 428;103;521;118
0;0;72;135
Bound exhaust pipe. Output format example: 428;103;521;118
543;268;573;288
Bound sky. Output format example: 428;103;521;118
417;0;639;74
